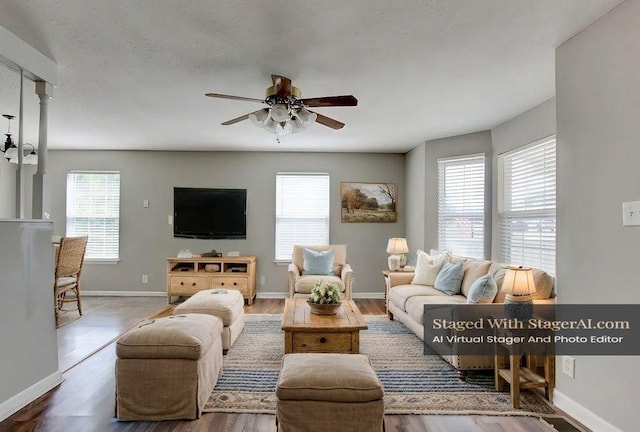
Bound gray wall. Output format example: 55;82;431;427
404;143;426;260
490;97;556;260
47;150;405;297
555;1;638;430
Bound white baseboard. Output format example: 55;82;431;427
82;291;166;297
352;292;385;299
256;292;289;299
256;292;385;299
554;390;623;432
0;370;63;422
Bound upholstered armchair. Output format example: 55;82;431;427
287;245;354;299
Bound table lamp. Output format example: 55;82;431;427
386;238;409;271
502;266;536;320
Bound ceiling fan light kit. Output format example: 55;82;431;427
1;114;39;165
206;75;357;140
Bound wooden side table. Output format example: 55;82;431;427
494;330;555;408
382;270;393;319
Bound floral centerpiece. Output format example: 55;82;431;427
307;281;342;315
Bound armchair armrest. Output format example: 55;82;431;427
388;272;414;288
341;264;354;300
287;263;300;298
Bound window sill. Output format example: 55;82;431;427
85;259;120;265
275;260;291;266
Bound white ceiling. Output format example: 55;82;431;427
0;0;623;153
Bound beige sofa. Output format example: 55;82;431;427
387;256;555;379
288;245;354;299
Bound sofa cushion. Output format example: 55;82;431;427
531;269;554;300
466;274;498;304
405;295;467;324
295;275;345;293
411;250;446;286
303;248;335;275
433;262;464;295
389;284;449;311
460;259;492;297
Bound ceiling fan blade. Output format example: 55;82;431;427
221;108;269;126
205;93;265;104
310;111;345;130
300;95;358;108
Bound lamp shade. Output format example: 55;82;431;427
502;266;536;296
386;238;409;254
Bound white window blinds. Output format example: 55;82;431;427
275;173;330;261
66;171;121;261
437;154;485;259
498;136;556;274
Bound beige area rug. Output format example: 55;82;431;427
204;314;560;417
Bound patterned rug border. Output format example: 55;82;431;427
205;313;561;418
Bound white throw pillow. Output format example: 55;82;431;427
411;250;446;286
429;249;452;261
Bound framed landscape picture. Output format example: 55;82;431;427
341;182;397;223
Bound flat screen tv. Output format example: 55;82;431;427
173;187;247;239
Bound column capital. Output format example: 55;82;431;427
35;81;54;98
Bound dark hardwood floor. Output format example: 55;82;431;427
0;298;585;432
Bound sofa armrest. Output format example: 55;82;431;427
341;264;354;300
287;263;300;298
388;272;414;288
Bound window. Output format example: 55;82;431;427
275;173;330;261
498;136;556;274
66;171;121;261
437;154;485;259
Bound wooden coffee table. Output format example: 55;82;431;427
281;298;368;354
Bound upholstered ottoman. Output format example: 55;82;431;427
115;314;223;421
276;353;384;432
174;289;245;352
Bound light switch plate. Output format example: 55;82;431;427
622;201;640;226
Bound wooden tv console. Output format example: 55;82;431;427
166;256;257;305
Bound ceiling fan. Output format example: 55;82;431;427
205;75;357;136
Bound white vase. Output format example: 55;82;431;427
388;255;400;271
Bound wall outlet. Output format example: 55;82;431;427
143;199;149;208
142;274;149;284
622;201;640;226
168;215;173;225
562;356;575;378
259;275;266;286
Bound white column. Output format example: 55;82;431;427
15;70;24;218
32;81;53;219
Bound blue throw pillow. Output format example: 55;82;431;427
433;261;464;295
303;249;335;275
466;274;498;304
